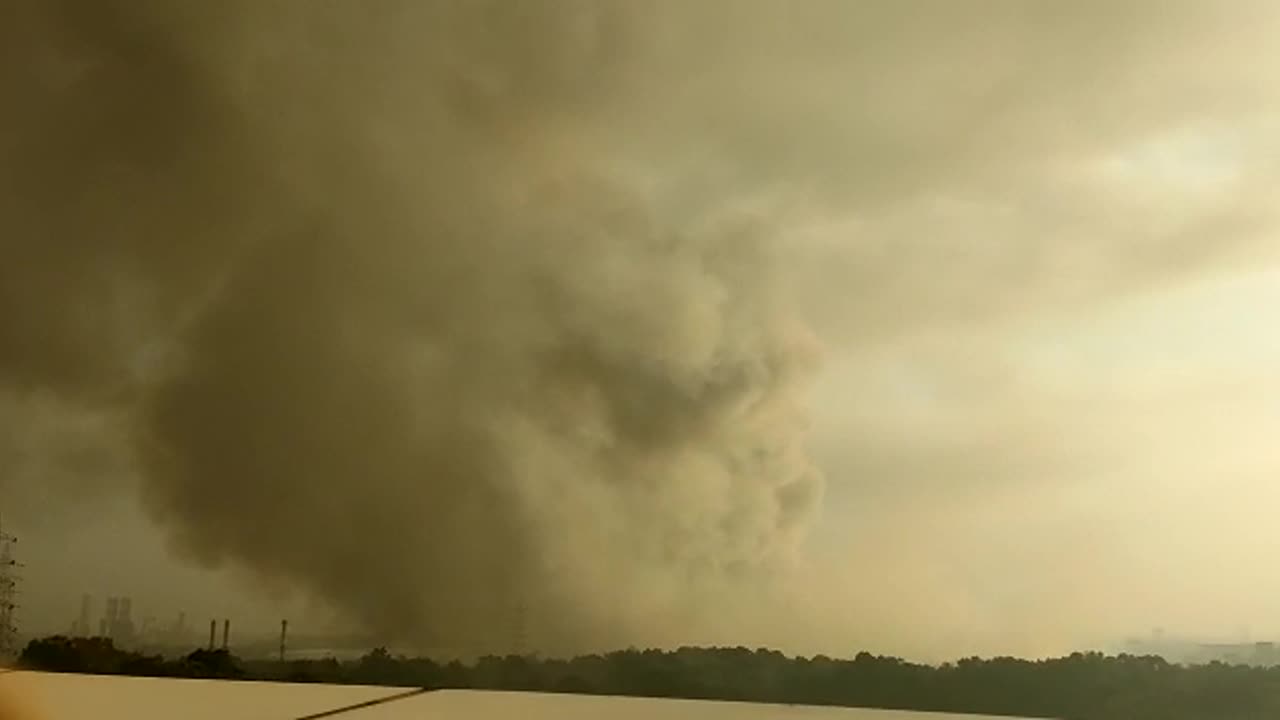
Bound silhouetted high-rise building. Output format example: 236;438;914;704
113;597;136;645
99;596;136;645
76;594;92;636
170;611;187;645
104;596;119;638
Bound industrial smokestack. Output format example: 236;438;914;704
221;619;229;650
279;620;287;663
208;619;215;651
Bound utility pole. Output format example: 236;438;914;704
0;516;20;660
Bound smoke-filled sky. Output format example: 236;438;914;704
3;1;1280;661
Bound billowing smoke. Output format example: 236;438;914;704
10;0;1280;660
2;1;823;652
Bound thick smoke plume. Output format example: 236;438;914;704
2;1;823;652
10;0;1280;659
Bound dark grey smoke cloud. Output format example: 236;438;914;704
7;0;1280;659
2;1;823;653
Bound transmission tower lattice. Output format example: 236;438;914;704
0;516;19;660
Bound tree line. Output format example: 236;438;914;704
19;635;1280;719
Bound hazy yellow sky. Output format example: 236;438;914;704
794;111;1280;657
804;265;1280;658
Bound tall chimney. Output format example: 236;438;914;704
222;619;230;650
208;619;216;650
279;620;288;663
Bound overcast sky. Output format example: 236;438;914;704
4;1;1280;661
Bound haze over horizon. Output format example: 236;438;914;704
4;1;1280;662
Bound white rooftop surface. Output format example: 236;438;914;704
0;671;403;720
0;671;1031;719
343;690;1023;720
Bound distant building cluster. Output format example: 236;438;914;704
70;594;195;649
1192;641;1279;667
65;594;295;659
1123;630;1280;667
71;594;137;645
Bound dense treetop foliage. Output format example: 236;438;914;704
19;636;1280;719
